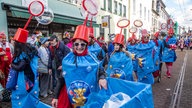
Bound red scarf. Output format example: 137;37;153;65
166;36;171;42
153;39;159;46
49;42;60;58
73;48;88;56
142;40;148;44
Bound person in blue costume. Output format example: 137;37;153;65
10;28;51;108
152;32;163;78
162;28;177;78
135;29;155;84
126;33;138;81
53;25;107;108
107;34;115;58
106;33;133;81
88;27;106;67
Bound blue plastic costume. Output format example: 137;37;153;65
11;52;51;108
83;78;154;108
126;43;138;72
152;40;162;71
88;42;105;66
62;52;100;107
135;41;155;84
106;52;133;81
162;36;177;62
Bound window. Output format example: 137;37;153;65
119;3;122;16
114;1;117;14
123;5;126;17
148;10;150;22
71;0;77;4
108;0;112;13
140;3;142;18
156;1;160;13
100;0;106;10
133;0;136;14
144;7;146;20
152;0;154;9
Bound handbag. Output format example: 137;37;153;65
38;58;48;73
6;68;18;90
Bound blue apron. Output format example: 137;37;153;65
106;52;133;81
62;52;99;107
162;36;177;62
126;43;138;71
135;41;155;84
11;55;51;108
83;78;154;108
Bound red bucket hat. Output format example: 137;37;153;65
72;25;89;43
113;34;125;46
154;32;160;38
128;33;137;42
13;28;29;43
168;28;174;34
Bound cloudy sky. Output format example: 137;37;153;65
163;0;192;28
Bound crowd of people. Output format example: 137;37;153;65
177;31;192;51
0;25;179;107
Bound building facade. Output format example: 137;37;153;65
0;0;99;40
129;0;152;39
98;0;129;41
151;0;169;34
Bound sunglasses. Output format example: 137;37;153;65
143;37;149;39
74;43;87;47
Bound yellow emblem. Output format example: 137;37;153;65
138;58;144;67
111;74;121;78
73;88;86;108
131;54;135;60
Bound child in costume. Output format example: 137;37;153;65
106;33;133;81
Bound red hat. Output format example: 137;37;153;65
154;32;159;38
113;34;125;46
13;28;29;43
141;29;148;37
128;33;137;42
72;25;89;43
168;28;174;34
88;27;94;38
0;32;6;39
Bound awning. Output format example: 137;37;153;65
2;2;99;27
